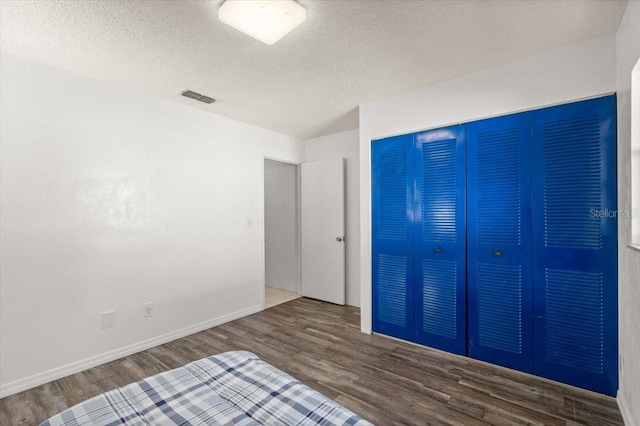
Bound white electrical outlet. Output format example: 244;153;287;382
143;302;153;318
102;310;116;329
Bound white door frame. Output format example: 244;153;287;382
260;156;302;309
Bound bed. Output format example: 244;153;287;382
40;351;372;425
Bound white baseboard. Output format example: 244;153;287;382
618;389;636;426
0;304;263;399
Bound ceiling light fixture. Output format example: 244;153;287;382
218;0;306;45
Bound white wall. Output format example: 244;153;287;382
615;1;640;423
0;52;303;397
305;130;360;307
359;35;617;334
264;159;299;293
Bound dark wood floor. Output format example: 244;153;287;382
0;298;624;425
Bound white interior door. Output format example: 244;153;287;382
301;158;345;305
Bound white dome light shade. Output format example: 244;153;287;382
218;0;307;45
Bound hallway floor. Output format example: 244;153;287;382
265;286;300;308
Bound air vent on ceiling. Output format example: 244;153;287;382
181;90;216;104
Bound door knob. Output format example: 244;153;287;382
434;247;443;253
493;249;503;257
336;237;343;242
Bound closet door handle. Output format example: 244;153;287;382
493;249;503;257
434;247;443;253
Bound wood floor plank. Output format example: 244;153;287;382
0;401;11;426
0;394;35;425
334;393;405;426
0;298;624;425
55;371;101;407
31;383;67;421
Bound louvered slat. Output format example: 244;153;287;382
476;263;523;354
377;146;408;241
377;254;408;326
420;259;457;338
545;268;604;373
543;117;602;249
421;139;458;242
475;128;522;245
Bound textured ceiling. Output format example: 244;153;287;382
0;0;628;139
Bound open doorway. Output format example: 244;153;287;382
264;158;301;308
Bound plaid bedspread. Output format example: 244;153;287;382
40;351;372;425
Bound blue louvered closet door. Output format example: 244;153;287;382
531;95;618;396
371;96;617;397
467;113;534;372
413;127;467;355
372;135;415;341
